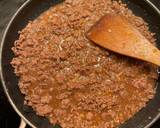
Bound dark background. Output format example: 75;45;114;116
0;0;160;128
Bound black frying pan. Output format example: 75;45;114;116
1;0;160;128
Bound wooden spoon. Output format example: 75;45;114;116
86;14;160;66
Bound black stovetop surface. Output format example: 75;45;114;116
0;0;160;128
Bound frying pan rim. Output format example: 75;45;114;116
0;0;160;128
0;1;36;128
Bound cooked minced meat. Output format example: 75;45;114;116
11;0;158;128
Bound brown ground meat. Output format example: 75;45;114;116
11;0;158;128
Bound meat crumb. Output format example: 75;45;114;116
11;0;157;128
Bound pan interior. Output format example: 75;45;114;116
1;0;160;128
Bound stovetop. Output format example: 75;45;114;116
0;0;160;128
